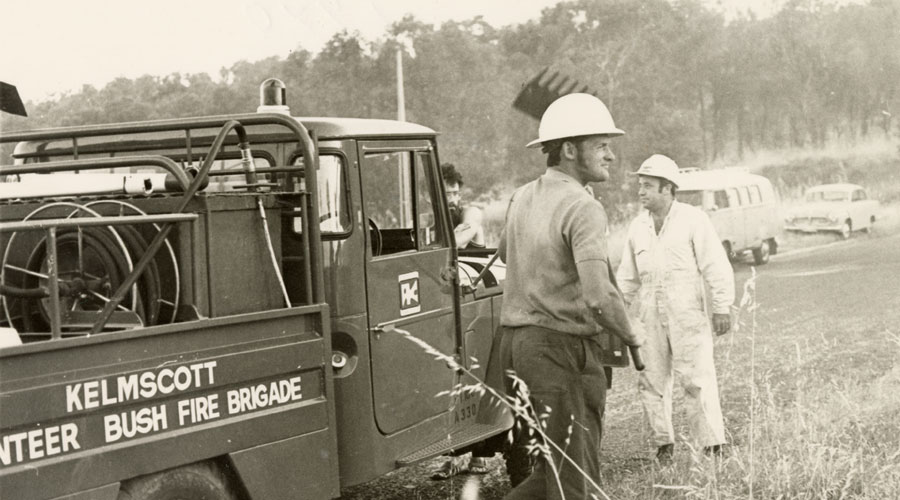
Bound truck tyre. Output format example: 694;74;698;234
117;462;237;500
752;240;770;265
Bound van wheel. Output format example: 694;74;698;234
839;221;851;240
752;240;770;265
722;241;736;261
118;462;237;500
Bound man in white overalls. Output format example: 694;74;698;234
617;154;735;463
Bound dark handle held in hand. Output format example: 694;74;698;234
629;345;645;371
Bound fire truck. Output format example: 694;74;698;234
0;79;630;500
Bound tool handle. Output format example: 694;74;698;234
629;345;645;371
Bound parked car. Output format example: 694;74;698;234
677;168;782;265
784;183;879;239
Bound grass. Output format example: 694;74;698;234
595;254;900;499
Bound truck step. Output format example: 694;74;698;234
396;422;509;467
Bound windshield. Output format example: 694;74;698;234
678;190;704;208
806;190;848;202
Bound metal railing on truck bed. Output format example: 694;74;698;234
0;114;326;343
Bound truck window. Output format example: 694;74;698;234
290;155;350;235
363;151;446;256
678;190;704;208
713;190;729;209
748;185;761;204
415;152;444;250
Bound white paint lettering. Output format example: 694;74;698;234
104;404;167;443
83;380;99;409
66;383;83;412
178;394;220;425
101;379;116;406
0;423;80;466
118;373;139;401
65;361;220;413
226;376;303;415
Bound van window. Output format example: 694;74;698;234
748;185;761;204
713;190;729;209
726;188;739;208
737;186;749;206
679;190;704;208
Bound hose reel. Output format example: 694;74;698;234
1;201;180;337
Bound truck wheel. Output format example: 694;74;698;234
118;462;237;500
752;240;770;265
839;221;851;240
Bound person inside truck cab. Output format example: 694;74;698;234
441;163;485;250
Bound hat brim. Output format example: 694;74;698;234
525;128;626;149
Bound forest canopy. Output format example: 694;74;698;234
2;0;898;214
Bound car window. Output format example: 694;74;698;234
679;190;704;208
714;190;729;209
852;189;867;201
748;185;761;204
808;190;848;202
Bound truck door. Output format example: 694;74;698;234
359;140;456;435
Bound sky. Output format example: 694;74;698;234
2;0;784;103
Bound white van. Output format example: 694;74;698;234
677;169;782;265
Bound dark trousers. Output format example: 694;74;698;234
500;325;607;500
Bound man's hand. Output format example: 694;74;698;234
712;313;731;336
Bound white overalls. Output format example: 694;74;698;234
617;201;734;448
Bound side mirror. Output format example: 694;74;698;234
710;204;719;211
418;213;435;228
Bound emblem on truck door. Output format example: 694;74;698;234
398;271;421;316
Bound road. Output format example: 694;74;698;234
341;231;900;499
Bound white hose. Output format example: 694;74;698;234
257;199;291;308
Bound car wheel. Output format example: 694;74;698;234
839;221;851;240
862;216;875;234
752;240;770;265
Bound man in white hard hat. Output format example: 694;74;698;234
498;93;643;499
616;154;734;464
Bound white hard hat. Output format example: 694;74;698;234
526;93;624;148
634;154;680;187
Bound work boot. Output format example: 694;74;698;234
656;444;674;465
430;456;465;480
467;456;491;474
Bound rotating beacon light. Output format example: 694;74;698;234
257;78;290;115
